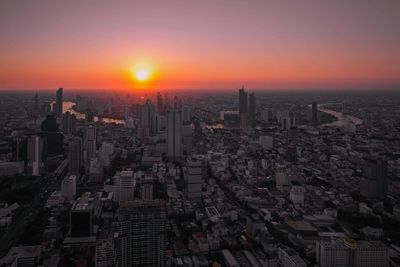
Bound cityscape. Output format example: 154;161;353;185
1;1;400;267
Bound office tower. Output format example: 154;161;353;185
141;177;153;201
69;200;94;238
139;99;156;140
40;115;64;155
167;101;183;162
86;122;97;163
68;137;82;175
182;105;191;122
27;135;44;176
157;92;164;114
33;92;39;111
316;238;389;267
89;157;104;183
186;159;204;199
248;92;256;127
239;87;248;129
113;200;167;267
61;174;76;201
312;101;318;126
62;111;77;135
361;157;388;198
55;87;63;116
104;170;136;202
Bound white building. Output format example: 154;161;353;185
61;175;76;201
104;171;136;202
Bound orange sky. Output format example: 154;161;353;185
0;0;399;91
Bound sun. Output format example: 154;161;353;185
135;68;150;81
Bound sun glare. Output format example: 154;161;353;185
135;68;149;81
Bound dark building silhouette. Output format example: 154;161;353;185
55;87;63;116
248;92;256;127
62;111;77;135
312;101;318;126
40;115;64;155
239;87;248;129
68;137;82;175
361;157;388;198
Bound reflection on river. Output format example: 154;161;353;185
63;101;125;124
318;104;362;127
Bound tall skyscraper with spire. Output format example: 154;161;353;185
55;87;63;116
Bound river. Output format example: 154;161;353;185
318;104;362;127
62;101;125;124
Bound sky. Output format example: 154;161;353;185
0;0;399;91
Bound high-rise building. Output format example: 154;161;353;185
55;87;63;116
27;135;44;176
104;170;136;202
312;101;318;126
182;105;191;123
86;122;97;163
248;92;256;126
139;99;157;141
61;174;76;201
361;157;388;198
68;137;82;175
96;236;116;267
62;111;77;135
239;87;248;129
141;177;153;201
69;197;94;238
316;238;389;267
185;159;204;200
167;100;183;162
156;92;164;114
113;200;167;267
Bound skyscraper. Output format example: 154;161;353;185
139;99;156;140
86;122;97;163
113;200;167;267
312;101;318;126
62;111;77;135
156;92;164;114
239;87;248;129
27;135;44;176
361;157;388;198
55;87;63;116
61;174;77;201
167;101;183;162
248;92;256;127
68;137;82;175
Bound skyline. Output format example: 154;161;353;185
1;0;400;91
